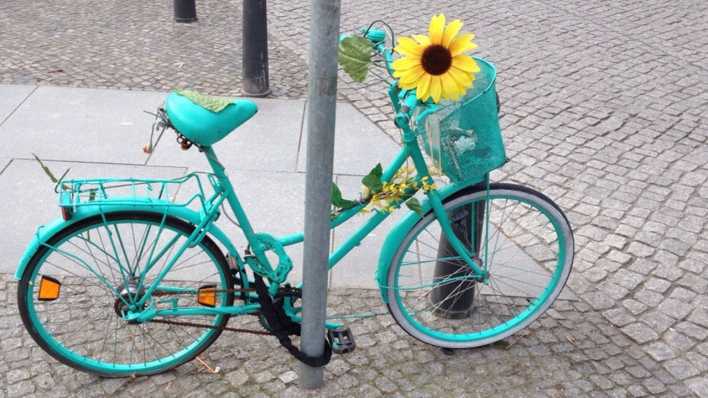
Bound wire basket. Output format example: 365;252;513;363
413;57;506;182
56;172;221;215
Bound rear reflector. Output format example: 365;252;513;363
38;275;61;301
197;285;217;307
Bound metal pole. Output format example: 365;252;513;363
242;0;271;97
174;0;197;23
299;0;341;389
431;178;487;318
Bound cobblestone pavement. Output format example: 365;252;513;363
0;1;308;97
0;274;700;397
2;0;708;397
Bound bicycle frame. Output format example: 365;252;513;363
130;35;488;321
128;107;486;321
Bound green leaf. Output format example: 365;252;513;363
32;153;71;189
176;90;233;112
331;183;358;210
405;198;424;215
337;35;373;82
361;163;383;194
32;153;59;183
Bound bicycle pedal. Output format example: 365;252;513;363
327;327;356;354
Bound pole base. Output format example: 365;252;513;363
433;306;474;319
241;87;272;98
175;17;198;23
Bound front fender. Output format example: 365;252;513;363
376;179;487;303
14;203;240;280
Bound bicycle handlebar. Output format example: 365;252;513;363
342;24;436;133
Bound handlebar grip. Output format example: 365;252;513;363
363;28;386;44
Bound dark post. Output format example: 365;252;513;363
242;0;271;97
174;0;197;23
431;178;487;318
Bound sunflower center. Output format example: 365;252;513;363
421;45;452;76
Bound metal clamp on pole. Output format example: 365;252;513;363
242;0;271;97
174;0;197;23
299;0;342;389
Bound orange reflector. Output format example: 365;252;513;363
38;275;61;301
197;285;217;307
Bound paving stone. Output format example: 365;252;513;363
662;358;700;380
603;308;635;327
644;342;676;362
640;311;677;335
688;307;708;328
277;371;297;384
664;329;696;352
622;299;648;316
675;321;708;340
620;323;659;344
225;369;250;388
658;298;693;320
685;377;708;398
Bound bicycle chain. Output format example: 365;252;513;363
149;318;273;335
147;286;302;336
151;287;256;297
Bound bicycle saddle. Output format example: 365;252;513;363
165;90;258;146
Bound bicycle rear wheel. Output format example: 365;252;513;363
18;211;234;376
386;183;574;348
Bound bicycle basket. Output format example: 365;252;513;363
413;57;506;182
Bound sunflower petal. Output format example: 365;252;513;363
395;37;423;56
428;14;445;45
411;35;429;47
398;80;418;90
449;33;477;56
441;74;463;101
416;74;432;100
452;55;480;73
448;67;473;88
442;19;463;47
399;66;425;85
392;57;422;72
430;76;442;103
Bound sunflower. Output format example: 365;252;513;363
392;14;480;103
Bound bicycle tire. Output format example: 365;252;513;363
386;183;574;348
18;211;235;377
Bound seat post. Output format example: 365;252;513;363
203;146;258;240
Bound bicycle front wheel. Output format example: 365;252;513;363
18;211;235;376
386;183;574;348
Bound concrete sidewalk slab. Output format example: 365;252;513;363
0;85;35;171
147;98;306;172
297;102;400;176
0;86;164;165
0;159;185;274
0;85;34;124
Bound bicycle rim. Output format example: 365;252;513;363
387;185;574;348
18;212;234;376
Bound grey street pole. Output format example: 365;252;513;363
242;0;271;97
299;0;341;389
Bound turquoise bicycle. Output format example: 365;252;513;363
16;26;574;377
